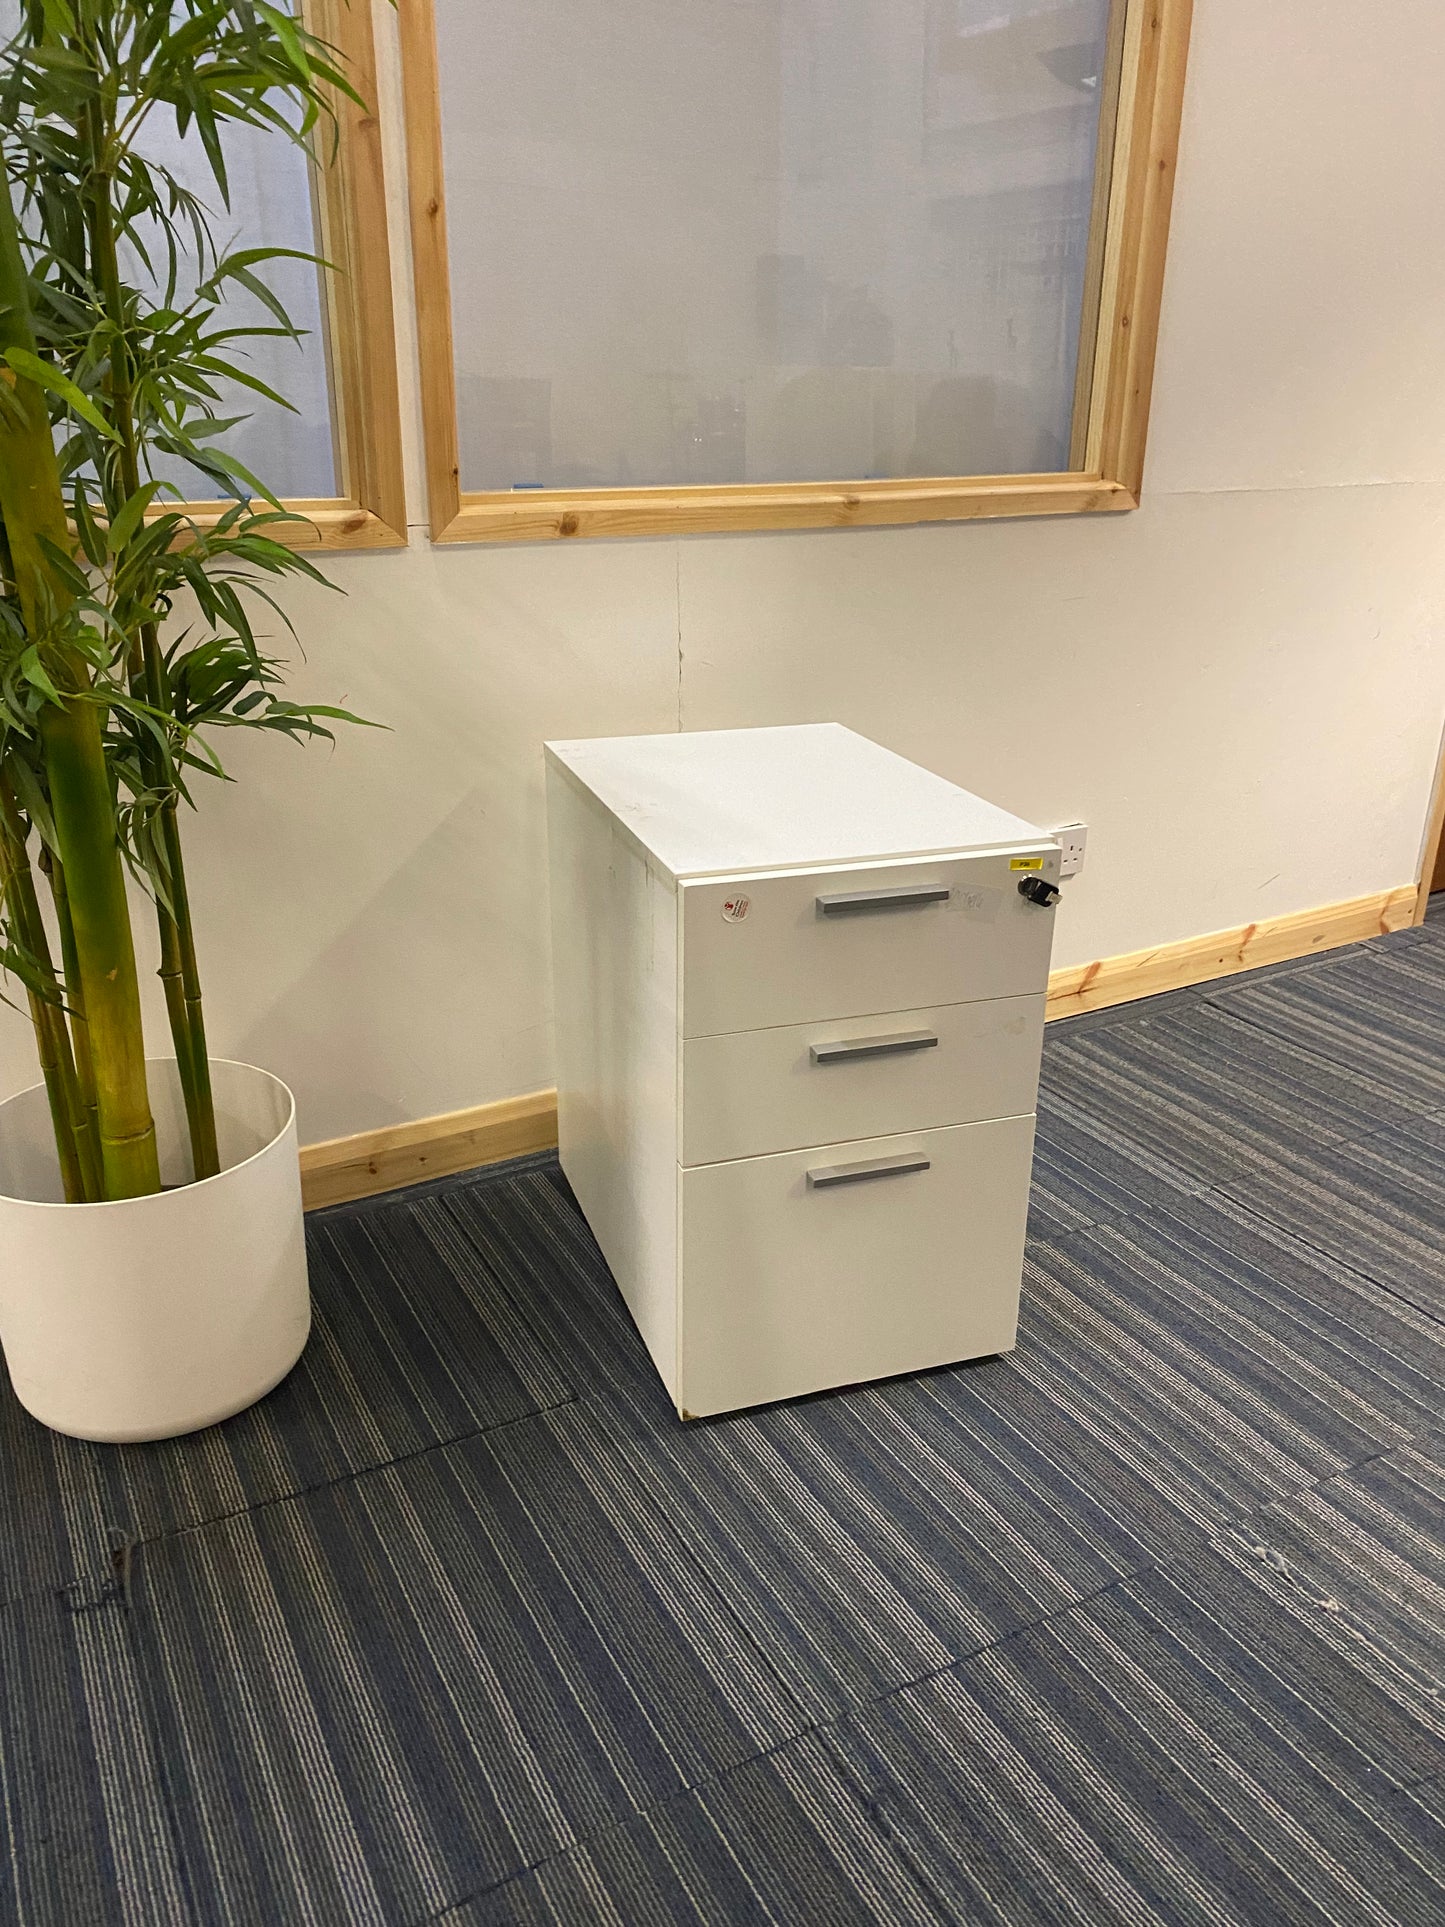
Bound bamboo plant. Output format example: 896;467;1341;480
0;0;368;1203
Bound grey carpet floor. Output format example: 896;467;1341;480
2;908;1444;1925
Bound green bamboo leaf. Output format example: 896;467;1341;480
189;355;296;412
11;42;90;75
220;263;300;336
3;346;119;441
269;701;381;730
201;244;329;292
18;646;63;704
0;936;68;1009
184;445;287;511
6;756;58;854
71;486;107;568
34;535;91;598
189;100;230;205
55;429;90;481
38;2;79;39
256;3;312;80
105;480;164;556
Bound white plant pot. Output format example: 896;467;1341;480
0;1058;310;1443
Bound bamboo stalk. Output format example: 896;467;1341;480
37;700;160;1198
82;83;220;1181
157;792;218;1177
0;163;160;1201
0;794;92;1202
28;990;89;1203
43;847;103;1191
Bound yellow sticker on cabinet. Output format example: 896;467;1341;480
1010;857;1045;871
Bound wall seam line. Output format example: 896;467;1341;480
675;542;684;733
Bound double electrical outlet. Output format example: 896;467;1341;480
1053;821;1088;880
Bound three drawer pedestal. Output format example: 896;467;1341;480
546;724;1061;1418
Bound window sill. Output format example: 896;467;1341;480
431;474;1137;545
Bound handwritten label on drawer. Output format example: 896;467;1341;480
955;886;1001;921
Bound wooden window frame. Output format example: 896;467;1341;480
398;0;1192;545
168;0;408;552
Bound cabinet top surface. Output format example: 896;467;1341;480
544;725;1049;878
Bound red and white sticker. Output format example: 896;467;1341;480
721;894;751;923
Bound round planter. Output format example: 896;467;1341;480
0;1058;310;1443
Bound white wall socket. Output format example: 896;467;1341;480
1054;821;1088;879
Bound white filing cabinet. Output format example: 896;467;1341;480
545;724;1060;1419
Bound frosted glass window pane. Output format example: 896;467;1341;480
1;0;335;500
435;0;1115;491
133;117;337;502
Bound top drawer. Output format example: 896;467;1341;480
680;849;1059;1037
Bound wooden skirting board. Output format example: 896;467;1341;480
1044;883;1417;1020
300;882;1416;1211
300;1089;559;1212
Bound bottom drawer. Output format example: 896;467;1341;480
677;1113;1033;1418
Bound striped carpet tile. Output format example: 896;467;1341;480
1202;942;1445;1113
1213;1430;1445;1734
445;1736;945;1927
1032;969;1415;1232
575;1255;1411;1723
1028;1081;1210;1237
1042;984;1210;1037
822;1545;1445;1927
444;1158;1429;1544
454;1501;1445;1927
1403;1777;1445;1823
0;1590;187;1927
442;1170;1219;1564
424;1174;673;1400
822;1203;1438;1592
1212;1112;1445;1321
418;1176;698;1425
578;1384;1141;1717
877;1355;1235;1566
0;1396;130;1611
421;1178;1423;1719
0;1196;571;1607
432;1180;1225;1684
1378;931;1445;979
445;1590;1445;1927
1041;994;1427;1189
1028;1231;1406;1494
1029;1198;1444;1460
123;1405;821;1927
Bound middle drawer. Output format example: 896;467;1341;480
681;993;1044;1167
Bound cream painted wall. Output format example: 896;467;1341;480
3;0;1444;1144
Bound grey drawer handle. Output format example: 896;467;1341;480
810;1030;939;1065
807;1153;932;1189
816;883;951;915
